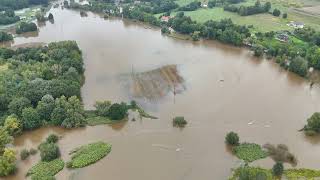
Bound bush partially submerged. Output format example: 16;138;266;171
27;159;64;180
46;134;59;144
263;143;297;165
285;168;320;179
38;142;60;162
225;132;239;146
173;116;187;127
20;149;30;160
229;166;273;180
67;141;111;168
233;143;268;162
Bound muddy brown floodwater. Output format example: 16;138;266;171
4;4;320;180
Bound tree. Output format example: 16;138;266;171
48;13;54;20
0;148;16;176
8;97;31;117
0;32;13;42
21;107;41;130
38;142;60;161
20;149;30;160
46;134;59;143
253;45;264;57
305;112;320;133
289;56;308;77
4;115;22;136
94;101;111;117
264;2;271;12
0;128;12;154
36;94;55;122
225;131;239;146
61;96;86;128
282;13;287;18
272;162;284;177
191;31;200;41
108;103;128;120
272;9;281;16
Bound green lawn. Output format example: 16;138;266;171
177;8;292;32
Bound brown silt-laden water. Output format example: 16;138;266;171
4;5;320;180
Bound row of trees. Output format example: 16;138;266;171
16;22;38;34
0;0;48;11
0;10;20;25
122;6;160;26
0;31;13;42
178;1;201;11
167;12;250;46
224;1;271;16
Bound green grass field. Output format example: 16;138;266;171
170;0;320;32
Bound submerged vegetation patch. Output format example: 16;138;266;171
230;166;320;180
26;158;64;180
67;142;112;168
233;143;268;162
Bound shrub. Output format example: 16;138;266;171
173;116;187;127
67;141;111;168
284;168;320;179
161;27;170;34
27;159;64;179
20;149;30;160
282;13;287;18
272;162;284;177
272;9;281;16
30;148;38;155
233;143;268;162
229;166;272;180
94;101;111;117
46;134;59;143
225;132;239;146
38;142;60;162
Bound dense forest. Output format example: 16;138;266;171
224;0;271;16
0;41;84;127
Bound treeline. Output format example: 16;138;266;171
0;0;48;11
178;1;201;11
122;6;160;26
167;12;250;46
139;0;178;14
295;27;320;47
251;31;320;77
16;22;38;34
0;32;13;42
224;0;271;16
0;10;20;25
208;0;244;8
0;41;85;129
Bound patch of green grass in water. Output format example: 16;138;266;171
26;159;64;180
67;142;112;168
233;143;268;162
285;168;320;179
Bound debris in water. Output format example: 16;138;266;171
176;148;181;152
264;125;271;128
248;121;255;125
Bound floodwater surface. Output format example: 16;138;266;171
4;5;320;180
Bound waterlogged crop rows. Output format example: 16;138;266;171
27;159;64;180
233;143;268;162
67;141;112;168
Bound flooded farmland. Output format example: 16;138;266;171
4;4;320;180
